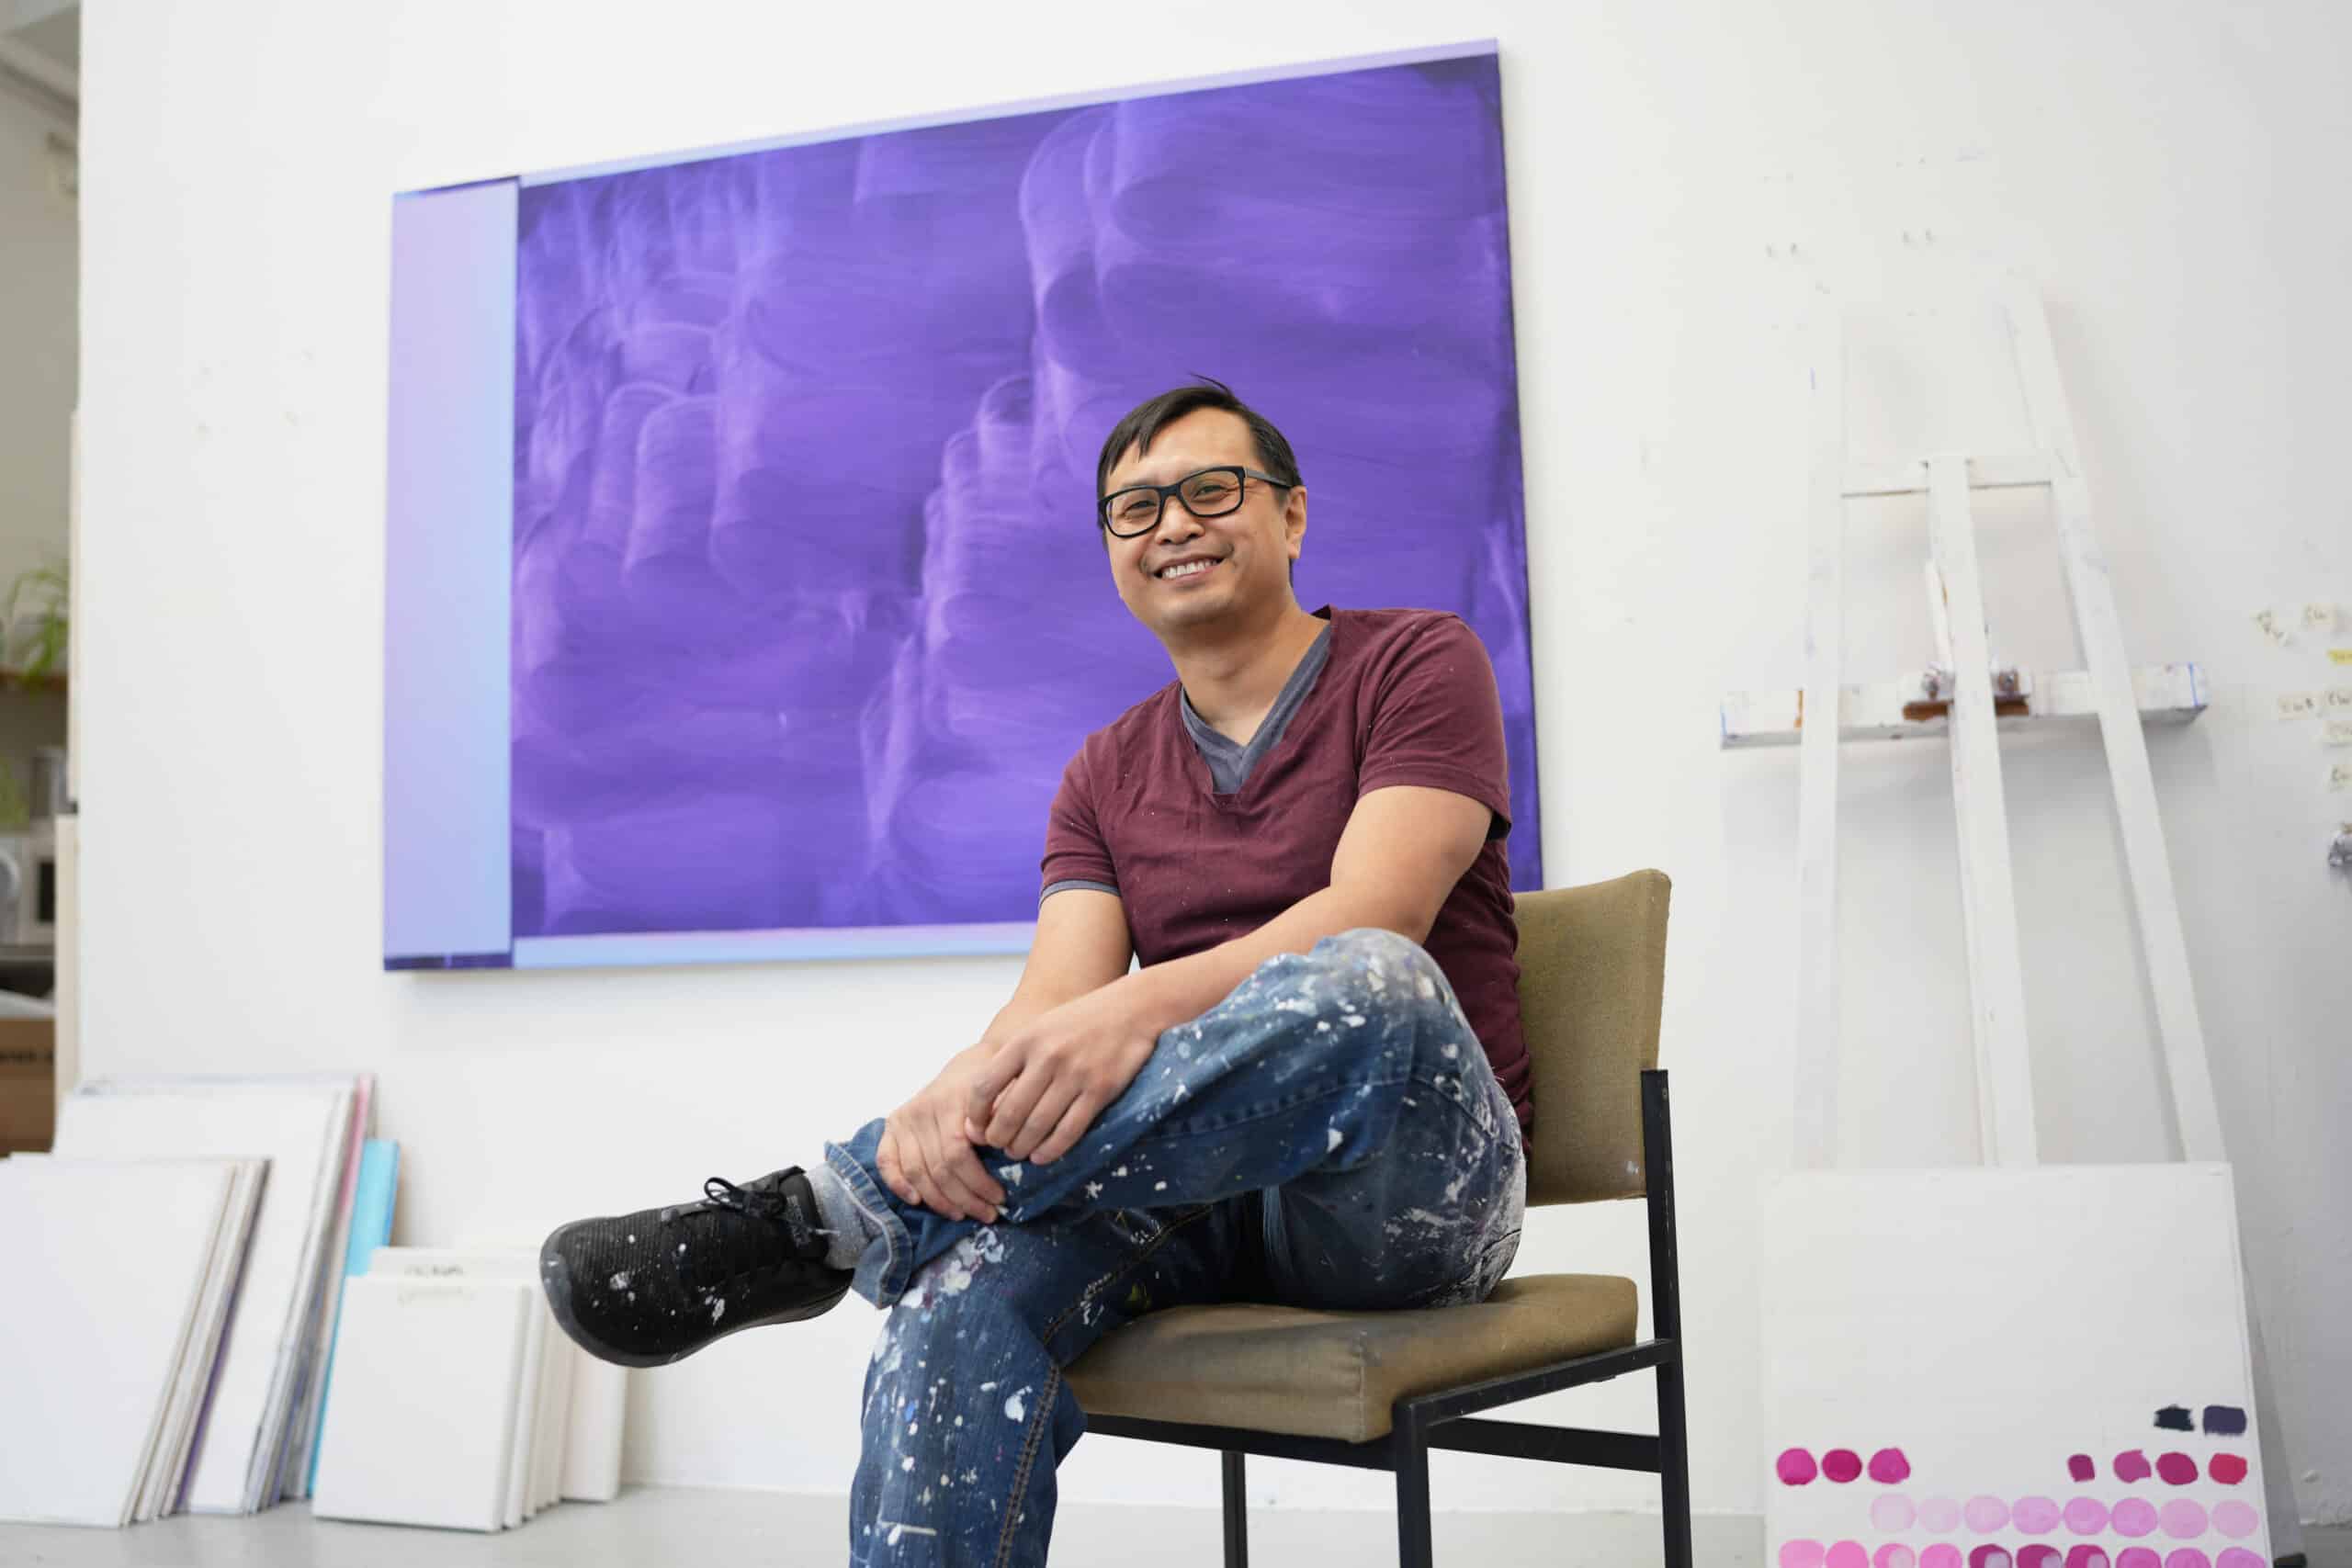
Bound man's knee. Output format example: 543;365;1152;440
1315;928;1452;1013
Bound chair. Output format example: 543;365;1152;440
1066;869;1687;1568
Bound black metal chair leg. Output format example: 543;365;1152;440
1657;1357;1693;1568
1392;1413;1434;1568
1221;1449;1249;1568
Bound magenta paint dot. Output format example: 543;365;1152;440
2158;1500;2208;1540
2065;1453;2096;1483
1968;1548;2014;1568
2063;1497;2109;1535
2207;1453;2247;1485
1824;1449;1865;1483
1779;1448;1820;1485
2013;1496;2062;1534
1828;1543;1870;1568
1921;1497;1962;1533
1871;1447;1914;1483
1876;1549;1919;1568
1966;1495;2012;1532
2018;1549;2062;1568
1873;1494;1919;1531
2154;1451;2199;1486
2210;1501;2258;1540
2215;1552;2264;1568
2111;1498;2159;1537
2162;1552;2210;1568
1781;1540;1827;1568
2113;1450;2153;1483
2117;1552;2162;1568
2064;1550;2112;1568
1922;1548;1964;1568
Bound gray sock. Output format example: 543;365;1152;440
803;1161;882;1273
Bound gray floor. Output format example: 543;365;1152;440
0;1491;2340;1568
0;1488;1759;1567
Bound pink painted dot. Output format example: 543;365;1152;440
1781;1540;1827;1568
2113;1450;2153;1483
2066;1454;2095;1483
2215;1553;2264;1568
1921;1497;1962;1533
2207;1453;2247;1485
2117;1552;2162;1568
1873;1494;1919;1531
1922;1548;1963;1568
1779;1448;1820;1485
2063;1497;2109;1535
1828;1544;1870;1568
2111;1498;2159;1537
1824;1449;1865;1483
1871;1448;1914;1483
2064;1550;2111;1568
2154;1452;2199;1486
2162;1552;2210;1568
2158;1500;2208;1540
2013;1496;2062;1534
1966;1495;2012;1532
2018;1549;2062;1568
1969;1549;2013;1568
1876;1549;1919;1568
2209;1501;2258;1540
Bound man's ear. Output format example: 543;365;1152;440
1284;485;1308;560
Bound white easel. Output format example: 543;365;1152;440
1724;280;2305;1564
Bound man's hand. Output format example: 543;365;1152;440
966;975;1172;1165
877;1044;1009;1224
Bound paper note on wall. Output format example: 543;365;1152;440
2277;693;2319;720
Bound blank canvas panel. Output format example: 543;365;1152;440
0;1160;236;1528
1762;1166;2269;1568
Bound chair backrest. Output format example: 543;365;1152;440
1511;869;1672;1207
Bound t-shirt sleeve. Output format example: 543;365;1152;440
1357;615;1512;839
1039;740;1120;898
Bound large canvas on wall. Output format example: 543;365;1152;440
1762;1167;2271;1568
385;42;1538;969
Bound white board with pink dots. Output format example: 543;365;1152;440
1761;1165;2270;1568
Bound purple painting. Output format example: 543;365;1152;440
509;51;1536;942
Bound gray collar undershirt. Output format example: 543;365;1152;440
1179;621;1335;795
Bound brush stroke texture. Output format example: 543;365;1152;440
509;56;1536;939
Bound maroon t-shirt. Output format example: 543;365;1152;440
1039;607;1531;1132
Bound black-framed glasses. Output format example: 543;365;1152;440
1097;466;1294;538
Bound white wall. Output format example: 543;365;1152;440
77;0;2352;1532
0;71;74;620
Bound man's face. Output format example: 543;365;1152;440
1100;409;1306;639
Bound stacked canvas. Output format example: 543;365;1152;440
37;1073;373;1517
312;1246;619;1530
0;1156;264;1527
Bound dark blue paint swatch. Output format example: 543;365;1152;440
2154;1405;2194;1431
2203;1404;2249;1435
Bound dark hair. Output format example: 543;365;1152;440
1093;378;1303;502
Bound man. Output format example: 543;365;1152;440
541;380;1531;1566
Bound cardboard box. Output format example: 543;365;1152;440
0;1016;56;1156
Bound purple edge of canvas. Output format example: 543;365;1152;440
424;39;1501;194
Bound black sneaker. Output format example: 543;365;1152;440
539;1168;851;1368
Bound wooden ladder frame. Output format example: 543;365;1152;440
1731;280;2304;1561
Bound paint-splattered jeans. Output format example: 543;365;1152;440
821;928;1527;1568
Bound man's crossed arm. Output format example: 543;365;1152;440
874;785;1490;1222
